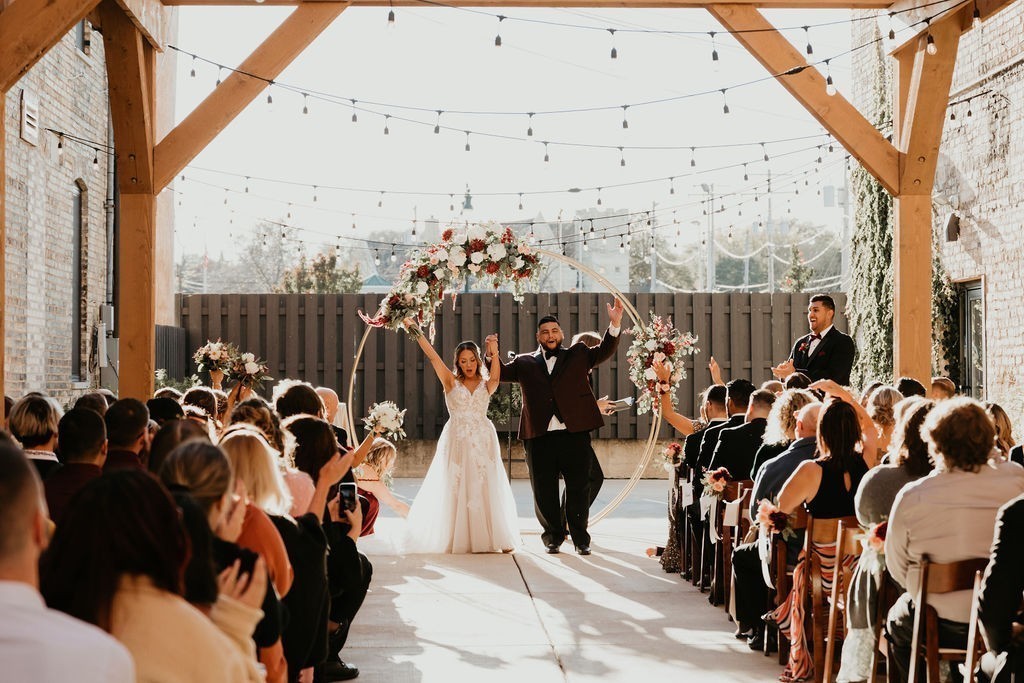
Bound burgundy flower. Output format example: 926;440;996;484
662;342;676;355
486;262;501;274
416;265;430;278
468;239;486;253
441;229;453;242
387;295;400;308
768;511;789;531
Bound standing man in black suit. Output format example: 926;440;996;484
978;492;1024;683
772;294;856;386
708;389;776;481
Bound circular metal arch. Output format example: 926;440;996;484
346;247;661;526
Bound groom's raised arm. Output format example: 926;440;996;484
586;298;623;369
498;353;521;382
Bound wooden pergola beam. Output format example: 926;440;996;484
153;2;349;191
0;0;102;91
100;0;159;399
706;3;901;195
160;0;894;7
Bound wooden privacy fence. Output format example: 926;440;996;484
176;292;845;440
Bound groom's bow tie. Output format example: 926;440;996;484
809;333;822;342
544;348;561;360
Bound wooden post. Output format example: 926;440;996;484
118;194;158;399
0;107;5;405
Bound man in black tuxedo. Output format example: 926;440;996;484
772;294;856;386
708;389;776;482
695;379;755;476
498;299;623;555
978;493;1024;683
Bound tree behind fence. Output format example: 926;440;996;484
177;292;844;440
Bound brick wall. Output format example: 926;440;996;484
851;7;1024;420
4;25;111;404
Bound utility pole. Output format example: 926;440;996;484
702;184;715;292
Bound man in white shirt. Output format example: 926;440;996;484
884;398;1024;683
0;443;134;682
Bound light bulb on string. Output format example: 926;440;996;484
709;31;719;63
57;134;64;160
973;2;981;28
464;131;471;152
92;148;99;170
244;176;250;193
434;111;442;134
518;193;524;211
383;115;390;135
390;247;397;262
352;214;357;230
887;13;896;40
743;163;749;181
925;20;938;55
350;99;358;123
378;192;385;208
312;185;318;203
825;60;837;96
761;142;769;162
387;3;395;26
618;237;625;253
526;113;535;137
266;84;273;106
803;26;813;55
223;189;229;206
190;56;197;78
720;89;730;114
621;105;629;129
619;146;626;167
374;249;381;266
302;94;309;115
495;16;504;46
608;29;617;59
287;204;293;219
596;187;603;206
449;195;455;212
216;67;223;86
669;177;676;195
967;99;973;117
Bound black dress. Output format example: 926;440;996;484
805;455;869;519
271;513;330;675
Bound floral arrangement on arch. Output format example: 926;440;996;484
624;312;699;414
701;467;731;498
660;442;682;473
756;499;798;541
359;222;542;340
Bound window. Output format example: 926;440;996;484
72;185;84;380
74;21;90;55
960;281;984;399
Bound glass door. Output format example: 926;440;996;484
961;282;984;399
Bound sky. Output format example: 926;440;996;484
169;5;864;267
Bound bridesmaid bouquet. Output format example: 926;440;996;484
193;339;236;374
359;222;541;342
364;401;407;441
701;466;731;498
864;520;887;554
756;499;797;541
660;442;683;472
624;312;699;414
227;352;272;391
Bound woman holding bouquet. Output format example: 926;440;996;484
401;320;520;554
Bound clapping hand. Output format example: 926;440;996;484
708;356;724;385
772;359;796;379
809;379;852;403
607;297;624;328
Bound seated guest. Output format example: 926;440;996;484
182;387;219;425
987;402;1016;461
40;470;265;683
0;444;134;682
153;387;183;401
750;389;816;480
894;376;927;398
229;398;286;453
865;385;903;465
770;386;873;682
147;397;184;426
885;398;1024;683
274;380;326;421
838;397;936;682
9;394;62;479
930;377;956;401
978;492;1024;683
74;392;109;417
316;386;351;449
697;379;755;475
45;409;107;525
709;389;775;479
771;294;856;385
761;380;785;395
733;401;822;648
102;399;150;472
859;381;884;407
147;419;210;475
784;372;812;391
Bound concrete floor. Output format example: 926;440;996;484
347;479;782;682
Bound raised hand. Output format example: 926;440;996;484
652;359;672;382
607;297;624;328
772;359;795;379
318;450;355;486
709;356;724;385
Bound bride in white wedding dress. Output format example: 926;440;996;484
401;323;521;554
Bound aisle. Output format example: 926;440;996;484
346;480;780;682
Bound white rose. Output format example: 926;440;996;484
486;243;507;260
644;367;658;380
467;224;487;242
416;281;429;295
452;232;468;245
672;373;682;383
242;353;255;363
517;243;532;255
470;252;485;265
403;293;416;303
468;263;481;274
429;256;439;265
645;339;657;351
435;248;449;262
434;268;448;281
244;361;260;375
449;248;467;267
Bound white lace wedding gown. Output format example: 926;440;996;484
403;381;521;554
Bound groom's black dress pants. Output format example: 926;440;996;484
524;430;592;548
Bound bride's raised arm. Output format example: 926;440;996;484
484;334;501;395
404;319;456;393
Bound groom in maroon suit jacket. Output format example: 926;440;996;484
495;299;623;555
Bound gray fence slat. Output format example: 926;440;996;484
323;295;339;390
303;294;319;384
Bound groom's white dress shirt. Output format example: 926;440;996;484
544;325;620;432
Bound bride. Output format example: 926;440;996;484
401;321;520;553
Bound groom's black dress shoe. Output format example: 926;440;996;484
545;544;561;554
575;545;591;556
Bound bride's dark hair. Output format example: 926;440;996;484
452;341;489;381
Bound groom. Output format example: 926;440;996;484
491;298;623;555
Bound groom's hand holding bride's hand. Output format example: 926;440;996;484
606;297;624;329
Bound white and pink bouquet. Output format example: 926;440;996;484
701;466;731;498
359;222;541;341
660;441;683;472
193;339;236;374
624;312;699;414
864;520;887;554
227;351;271;391
364;401;407;441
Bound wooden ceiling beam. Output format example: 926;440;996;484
152;2;349;191
159;0;895;7
101;0;156;193
0;0;102;91
706;3;901;195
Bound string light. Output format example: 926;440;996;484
925;19;938;55
302;94;309;115
543;141;550;162
387;2;395;26
597;187;603;206
383;115;391;135
92;148;99;170
825;60;836;96
215;67;223;86
743;163;749;181
464;131;471;151
244;176;250;193
803;26;813;55
669;177;676;195
608;29;617;59
888;13;896;40
710;32;719;63
518;193;524;211
434;111;442;134
621;105;629;129
495;16;504;46
286;203;292;219
526;113;534;137
619;146;626;167
390;246;397;262
721;89;730;115
972;1;981;28
190;56;196;78
350;99;358;123
449;195;455;211
351;214;357;230
266;85;273;106
312;185;318;203
374;249;381;266
378;191;385;208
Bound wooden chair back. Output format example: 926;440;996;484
805;515;859;683
868;569;903;683
711;481;747;607
963;570;986;683
769;507;809;663
823;519;863;683
908;555;991;683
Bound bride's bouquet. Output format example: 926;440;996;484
227;352;272;391
364;401;407;441
624;312;699;414
193;339;236;374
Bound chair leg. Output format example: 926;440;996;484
823;563;844;683
925;609;941;683
722;526;733;611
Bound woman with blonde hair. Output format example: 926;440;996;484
986;402;1016;459
357;438;411;522
8;393;62;479
865;386;904;466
